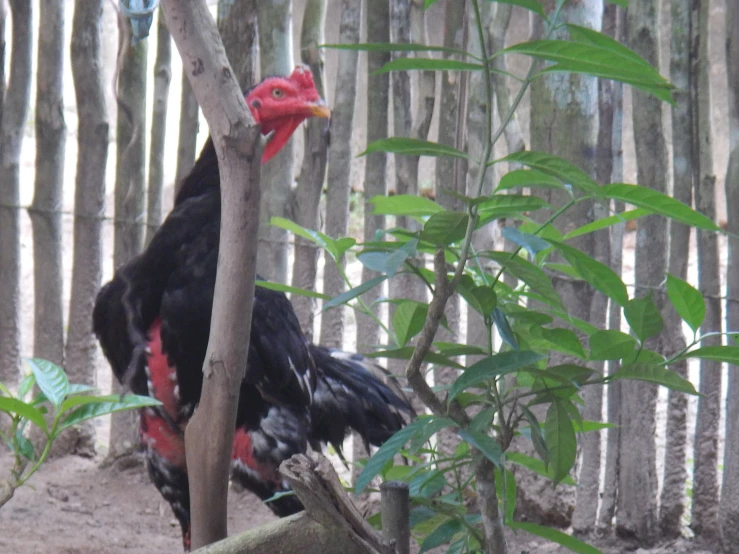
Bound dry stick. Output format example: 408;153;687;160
159;0;263;549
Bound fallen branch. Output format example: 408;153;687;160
193;453;395;554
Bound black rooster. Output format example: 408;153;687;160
93;67;413;550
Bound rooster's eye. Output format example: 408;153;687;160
272;89;284;99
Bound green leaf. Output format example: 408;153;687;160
545;399;577;485
362;137;468;160
678;346;739;365
458;282;497;317
563;208;650;240
496;151;598;193
358;240;418;278
500;227;551;257
458;429;503;466
601;184;720;231
506;452;576;486
59;394;161;431
393;301;428;346
375;57;483;75
270;217;353;262
493;307;519;350
15;432;35;461
477;194;549;216
421;212;469;245
484;252;562;309
589;330;636;360
16;374;35;400
624;293;664;342
448;351;544;402
535;328;586;359
496;168;564;192
520;405;549;465
419;519;462;553
256;280;330;300
0;397;48;432
322;275;387;310
611;363;697;395
371;194;444;216
355;416;456;494
25;358;69;410
496;467;517;524
509;522;601;554
566;24;651;69
367;346;464;369
503;39;674;103
66;384;99;396
548;240;629;307
60;393;157;413
483;0;544;16
666;274;705;333
606;0;628;7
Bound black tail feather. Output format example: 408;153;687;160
308;345;415;455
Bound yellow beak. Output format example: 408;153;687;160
310;102;331;118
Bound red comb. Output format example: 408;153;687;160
289;66;316;91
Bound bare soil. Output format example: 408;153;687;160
0;453;275;554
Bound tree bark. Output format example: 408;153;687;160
388;0;433;380
219;0;258;92
319;0;360;349
174;74;200;195
290;0;329;337
617;0;668;544
720;0;739;548
571;2;620;531
65;0;110;459
357;0;390;353
145;10;171;245
256;0;294;283
355;0;391;481
160;0;262;548
0;0;31;385
30;0;65;370
597;4;624;533
689;0;721;542
659;0;691;538
109;17;148;460
524;0;601;527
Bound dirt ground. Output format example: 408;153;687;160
0;451;715;554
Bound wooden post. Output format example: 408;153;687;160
380;481;410;554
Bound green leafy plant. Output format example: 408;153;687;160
0;358;159;509
264;0;736;552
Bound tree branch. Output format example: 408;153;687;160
159;1;262;549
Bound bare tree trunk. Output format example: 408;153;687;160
30;0;66;370
521;0;601;527
659;0;691;537
597;5;625;533
433;1;467;377
318;0;360;349
572;3;620;531
388;0;434;378
720;0;739;548
65;0;110;459
175;75;199;195
433;2;468;461
109;19;148;460
219;0;258;92
291;0;329;336
256;0;294;282
355;0;390;480
617;0;667;544
160;0;262;546
357;0;390;352
0;0;31;385
689;0;721;543
145;11;171;245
